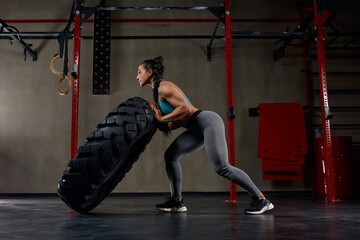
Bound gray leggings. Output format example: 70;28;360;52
165;111;261;199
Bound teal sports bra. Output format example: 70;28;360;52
159;95;191;115
158;81;191;115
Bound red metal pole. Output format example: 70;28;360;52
313;0;335;201
223;0;237;203
71;5;82;159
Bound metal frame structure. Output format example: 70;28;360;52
71;1;238;201
70;1;82;159
300;1;336;201
312;0;334;201
74;1;240;201
223;0;237;203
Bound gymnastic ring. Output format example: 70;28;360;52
57;75;72;95
50;54;71;75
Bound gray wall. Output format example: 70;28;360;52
0;0;358;193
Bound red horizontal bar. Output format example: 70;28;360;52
233;19;299;23
113;19;216;22
113;19;300;23
4;18;299;24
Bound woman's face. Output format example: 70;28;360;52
136;64;153;87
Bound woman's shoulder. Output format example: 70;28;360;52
158;81;174;97
160;80;174;86
159;80;177;91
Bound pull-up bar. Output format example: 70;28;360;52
85;6;214;11
82;6;223;22
82;5;224;23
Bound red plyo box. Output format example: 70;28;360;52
258;103;301;161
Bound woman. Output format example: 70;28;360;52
136;56;274;215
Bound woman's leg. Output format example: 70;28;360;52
200;112;262;199
164;130;204;199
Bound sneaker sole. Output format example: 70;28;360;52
245;203;274;215
155;206;188;213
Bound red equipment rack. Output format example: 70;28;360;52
223;0;237;202
312;0;335;201
71;3;82;159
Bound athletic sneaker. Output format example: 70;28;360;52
244;198;274;215
155;198;188;213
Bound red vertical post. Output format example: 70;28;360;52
71;4;82;159
224;0;237;203
313;0;335;201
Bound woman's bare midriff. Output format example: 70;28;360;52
172;105;199;128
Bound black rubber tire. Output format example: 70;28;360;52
57;97;157;213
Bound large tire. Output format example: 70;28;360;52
57;97;157;213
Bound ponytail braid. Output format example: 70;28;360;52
141;56;171;136
152;69;161;109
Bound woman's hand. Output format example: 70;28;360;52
149;103;164;123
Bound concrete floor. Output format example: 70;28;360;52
0;192;359;240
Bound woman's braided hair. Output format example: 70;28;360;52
141;56;171;135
